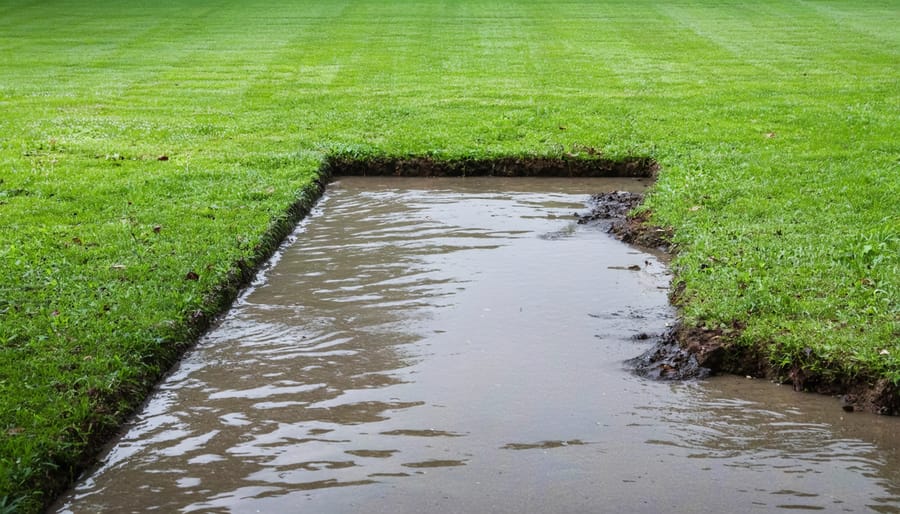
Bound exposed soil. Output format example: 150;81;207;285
39;155;898;512
625;329;712;380
669;323;900;415
326;155;658;178
575;191;673;252
581;191;900;416
33;176;332;513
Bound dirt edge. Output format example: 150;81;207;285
323;154;659;178
36;156;656;512
35;175;331;513
673;323;900;416
601;199;900;416
39;154;895;513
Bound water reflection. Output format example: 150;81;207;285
56;178;900;514
637;379;900;512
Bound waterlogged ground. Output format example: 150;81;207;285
56;178;900;513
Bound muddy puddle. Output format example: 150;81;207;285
55;177;900;513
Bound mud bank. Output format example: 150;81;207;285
580;192;900;416
325;155;658;178
576;191;672;252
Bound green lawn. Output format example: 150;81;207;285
1;0;898;510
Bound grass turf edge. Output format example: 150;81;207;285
613;211;900;416
9;152;895;513
323;154;657;178
10;153;658;513
6;174;331;514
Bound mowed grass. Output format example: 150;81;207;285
1;0;898;510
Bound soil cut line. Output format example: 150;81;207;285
579;194;900;416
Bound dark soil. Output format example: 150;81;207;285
582;188;900;415
669;323;900;415
625;328;712;380
326;155;658;178
577;191;644;221
575;191;673;252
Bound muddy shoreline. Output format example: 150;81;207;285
581;191;900;415
324;155;658;178
36;157;896;513
58;177;900;513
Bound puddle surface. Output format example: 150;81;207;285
56;177;900;513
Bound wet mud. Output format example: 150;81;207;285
577;192;707;380
53;177;900;513
324;155;658;178
575;191;673;253
580;189;900;414
576;191;644;223
625;330;711;381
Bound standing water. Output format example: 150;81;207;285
56;177;900;513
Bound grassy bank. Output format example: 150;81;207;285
1;0;897;510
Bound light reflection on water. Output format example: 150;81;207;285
56;177;900;514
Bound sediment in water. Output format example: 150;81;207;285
38;154;898;512
328;157;899;415
34;156;657;512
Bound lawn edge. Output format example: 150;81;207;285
322;154;658;177
27;173;332;513
33;154;655;512
613;210;900;416
28;153;896;514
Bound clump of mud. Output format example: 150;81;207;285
840;381;900;416
576;191;673;251
625;329;712;380
579;188;900;415
577;191;644;221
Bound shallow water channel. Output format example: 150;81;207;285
57;177;900;513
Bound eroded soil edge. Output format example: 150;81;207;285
37;177;331;513
43;155;896;513
580;192;900;416
325;155;657;177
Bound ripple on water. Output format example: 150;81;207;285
55;178;900;514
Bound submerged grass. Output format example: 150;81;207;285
0;0;898;510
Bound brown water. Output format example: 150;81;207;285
55;177;900;513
